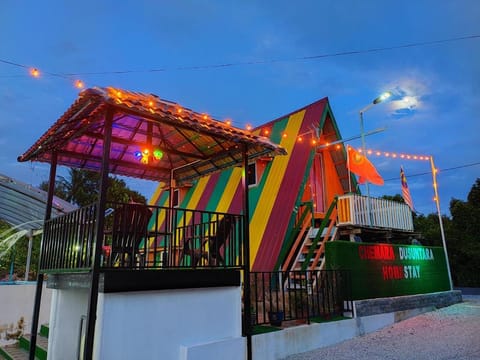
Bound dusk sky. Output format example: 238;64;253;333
1;1;479;216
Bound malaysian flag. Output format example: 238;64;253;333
400;167;414;211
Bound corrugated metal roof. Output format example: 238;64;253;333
18;87;287;184
0;173;77;230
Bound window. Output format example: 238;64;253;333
172;189;180;207
247;162;257;186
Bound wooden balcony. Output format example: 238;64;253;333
337;194;414;232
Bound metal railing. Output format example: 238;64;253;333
249;270;352;326
337;194;413;231
40;202;244;272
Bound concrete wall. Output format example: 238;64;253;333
93;286;244;360
0;283;51;343
47;288;89;360
253;290;463;360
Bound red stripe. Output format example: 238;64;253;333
253;99;327;271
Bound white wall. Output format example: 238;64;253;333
48;288;89;360
0;283;51;344
93;286;243;360
252;308;436;360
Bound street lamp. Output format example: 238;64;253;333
358;91;392;198
359;91;392;226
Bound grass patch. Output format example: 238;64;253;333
252;325;283;335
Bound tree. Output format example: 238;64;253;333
448;178;480;287
39;168;147;206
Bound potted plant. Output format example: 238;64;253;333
267;291;285;326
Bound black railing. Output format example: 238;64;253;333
40;202;244;272
249;270;352;326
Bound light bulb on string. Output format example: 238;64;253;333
74;80;85;89
30;68;40;78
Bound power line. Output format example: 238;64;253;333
384;161;480;182
0;34;479;78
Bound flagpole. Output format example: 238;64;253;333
430;156;453;290
347;145;352;193
359;111;372;226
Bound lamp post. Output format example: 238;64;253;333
358;91;392;225
430;156;453;290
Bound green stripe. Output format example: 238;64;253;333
274;149;316;270
301;197;337;271
249;116;290;215
205;169;233;211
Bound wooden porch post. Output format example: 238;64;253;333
242;144;252;360
29;151;57;360
84;105;113;359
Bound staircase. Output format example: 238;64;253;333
283;198;338;274
0;324;48;360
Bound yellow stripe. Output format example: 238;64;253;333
249;110;306;265
215;168;242;213
178;175;211;228
148;182;166;205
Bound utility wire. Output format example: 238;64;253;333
383;161;480;182
0;34;479;78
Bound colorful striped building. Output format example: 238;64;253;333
149;97;353;271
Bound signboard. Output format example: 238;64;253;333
325;241;450;300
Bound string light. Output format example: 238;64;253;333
328;144;430;161
74;80;85;89
29;68;40;78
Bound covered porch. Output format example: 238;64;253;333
18;87;286;360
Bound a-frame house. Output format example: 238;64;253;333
150;97;354;272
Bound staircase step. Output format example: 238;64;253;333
19;335;47;360
0;343;29;360
0;324;48;360
39;325;49;339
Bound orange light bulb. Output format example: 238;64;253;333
30;68;40;78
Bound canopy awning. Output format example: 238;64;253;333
18;87;286;184
0;173;77;230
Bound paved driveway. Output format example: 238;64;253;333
285;296;480;360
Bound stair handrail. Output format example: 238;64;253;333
300;197;338;271
275;201;314;270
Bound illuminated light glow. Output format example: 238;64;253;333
148;100;154;107
367;150;372;155
177;107;183;113
358;148;363;153
264;129;270;135
74;80;84;89
142;149;150;155
153;149;164;160
30;68;40;78
385;152;390;157
335;144;341;149
413;156;418;160
406;155;411;159
325;142;330;147
225;119;232;126
203;114;209;120
246;124;252;131
376;151;381;156
358;244;395;260
134;151;142;158
116;91;122;97
392;154;397;158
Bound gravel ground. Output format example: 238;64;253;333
285;296;480;360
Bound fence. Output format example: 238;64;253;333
40;202;244;272
337;194;414;231
249;270;352;326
